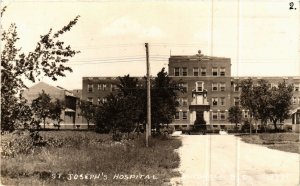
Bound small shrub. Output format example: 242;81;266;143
1;130;35;157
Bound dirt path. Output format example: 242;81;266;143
170;135;299;186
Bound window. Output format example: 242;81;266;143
293;97;297;104
212;83;218;91
103;84;107;90
182;111;188;120
212;98;218;106
88;84;93;92
244;110;249;118
176;98;181;106
212;67;218;76
111;84;118;91
234;97;240;106
201;68;206;76
98;83;107;90
220;83;226;91
193;67;199;76
97;98;101;104
220;68;225;76
102;97;107;103
174;67;180;76
182;98;188;107
220;111;226;120
175;112;180;120
294;83;300;91
178;83;188;92
212;112;218;120
220;97;225;106
234;83;239;92
196;81;203;92
182;67;188;76
87;97;93;103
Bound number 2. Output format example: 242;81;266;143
289;2;294;9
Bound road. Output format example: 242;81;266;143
170;135;300;186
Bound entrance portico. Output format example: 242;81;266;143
291;107;300;133
189;89;210;125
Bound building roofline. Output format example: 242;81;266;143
169;55;230;60
231;76;300;79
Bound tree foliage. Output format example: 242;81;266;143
268;81;293;130
228;105;243;130
49;99;64;130
239;79;293;131
151;68;181;132
31;91;52;129
1;6;80;131
79;100;96;128
95;68;182;138
95;75;144;138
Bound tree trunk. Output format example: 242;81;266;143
273;120;278;132
43;118;46;129
87;121;90;129
255;119;258;134
249;114;252;135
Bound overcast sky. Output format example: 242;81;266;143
1;0;299;90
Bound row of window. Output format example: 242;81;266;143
233;83;300;92
174;67;226;77
177;97;240;107
174;110;249;121
179;82;227;92
87;84;119;93
177;98;188;107
87;82;300;93
87;97;107;104
88;95;241;107
212;97;226;106
212;110;249;120
175;111;188;120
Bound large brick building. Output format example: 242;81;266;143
81;51;300;132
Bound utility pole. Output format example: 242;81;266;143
145;43;151;147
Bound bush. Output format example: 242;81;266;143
1;130;37;157
241;121;255;133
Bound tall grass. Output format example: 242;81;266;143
239;133;299;154
1;131;181;186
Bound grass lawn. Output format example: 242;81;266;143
1;131;182;186
239;133;299;154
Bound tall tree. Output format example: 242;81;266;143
31;91;51;129
240;79;257;134
49;99;64;130
151;68;181;133
253;79;271;132
268;81;293;131
117;75;146;132
1;6;80;131
228;105;243;131
95;94;127;139
79;100;96;129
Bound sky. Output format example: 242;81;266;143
1;0;299;90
